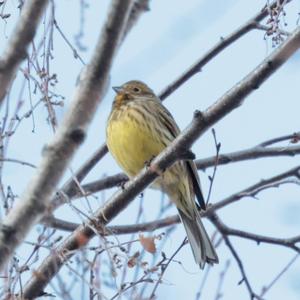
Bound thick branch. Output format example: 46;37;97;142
0;0;49;104
0;0;134;271
22;25;300;299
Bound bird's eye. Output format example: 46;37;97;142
133;87;140;93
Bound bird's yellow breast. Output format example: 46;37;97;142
106;114;165;177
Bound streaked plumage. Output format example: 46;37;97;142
106;80;218;268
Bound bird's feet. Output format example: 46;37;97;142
144;155;156;168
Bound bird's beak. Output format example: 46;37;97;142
112;86;123;94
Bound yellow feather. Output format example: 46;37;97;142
106;113;164;177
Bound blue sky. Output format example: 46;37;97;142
0;0;300;299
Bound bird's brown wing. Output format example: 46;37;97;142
155;101;206;210
186;161;206;210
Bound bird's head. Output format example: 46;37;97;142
112;80;156;107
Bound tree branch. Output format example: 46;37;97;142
0;0;49;104
210;214;300;253
212;213;261;300
212;165;300;212
0;0;134;271
260;254;299;298
196;143;300;170
210;213;300;299
258;132;300;147
43;214;179;234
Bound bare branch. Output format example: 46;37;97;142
149;238;188;299
196;143;300;170
53;19;86;65
0;158;36;169
76;173;128;197
212;165;300;212
214;260;231;300
206;128;221;205
210;213;300;300
213;216;261;300
43;214;178;234
254;22;291;37
0;0;134;271
260;254;299;298
0;0;49;104
37;166;300;298
210;214;300;253
258;132;300;147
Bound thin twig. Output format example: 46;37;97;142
260;254;299;297
0;158;36;169
214;260;231;300
211;214;261;300
210;213;300;253
258;132;300;147
149;238;188;299
206;128;221;206
0;0;49;104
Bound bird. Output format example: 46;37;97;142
106;80;218;268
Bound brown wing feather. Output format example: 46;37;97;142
154;100;206;210
186;161;206;210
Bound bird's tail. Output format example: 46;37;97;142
178;209;219;269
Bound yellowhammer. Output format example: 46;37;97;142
106;80;218;268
